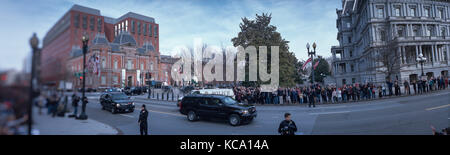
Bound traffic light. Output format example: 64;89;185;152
80;76;83;80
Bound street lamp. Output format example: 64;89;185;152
28;33;39;135
77;34;89;120
307;42;317;84
416;53;427;77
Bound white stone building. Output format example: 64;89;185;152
330;0;450;86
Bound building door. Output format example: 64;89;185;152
426;72;434;79
441;70;448;77
409;74;418;82
128;76;133;87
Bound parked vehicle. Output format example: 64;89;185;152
100;92;135;114
179;94;257;126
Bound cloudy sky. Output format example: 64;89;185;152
0;0;341;71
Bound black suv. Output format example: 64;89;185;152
179;94;257;126
100;92;135;114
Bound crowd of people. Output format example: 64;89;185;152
233;76;449;107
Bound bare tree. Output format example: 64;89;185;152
370;42;402;81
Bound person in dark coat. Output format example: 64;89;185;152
138;104;149;135
69;93;80;117
278;113;297;135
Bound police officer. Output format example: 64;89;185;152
278;113;298;135
138;104;148;135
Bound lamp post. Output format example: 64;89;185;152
416;53;427;77
307;42;317;84
77;34;89;120
28;33;39;135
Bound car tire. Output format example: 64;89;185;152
187;110;198;122
111;107;117;114
229;114;241;126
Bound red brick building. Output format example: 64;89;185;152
41;4;175;89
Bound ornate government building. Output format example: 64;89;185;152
331;0;450;86
41;5;177;89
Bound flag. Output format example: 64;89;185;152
302;58;312;70
313;60;320;70
95;55;100;77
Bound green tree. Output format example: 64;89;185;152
231;13;297;87
309;56;331;83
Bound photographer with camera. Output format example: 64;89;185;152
278;113;298;135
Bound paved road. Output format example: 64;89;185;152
82;90;450;135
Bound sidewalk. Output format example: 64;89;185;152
33;108;119;135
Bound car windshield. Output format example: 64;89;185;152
111;94;129;100
222;97;238;105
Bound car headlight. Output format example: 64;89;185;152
132;102;135;106
116;104;120;107
240;110;249;115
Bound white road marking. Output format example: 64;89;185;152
426;104;450;111
148;110;185;117
119;114;135;118
309;111;350;115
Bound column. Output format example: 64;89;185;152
445;45;450;61
431;45;435;65
399;46;403;64
403;46;407;64
369;3;374;18
416;45;419;68
387;3;391;17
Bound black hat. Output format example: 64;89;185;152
142;104;146;108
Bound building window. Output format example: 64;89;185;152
127;59;133;70
349;51;353;57
131;20;135;33
144;23;147;36
348;37;352;44
378;29;386;41
342;79;347;85
397;26;405;37
150;63;154;71
137;22;141;35
394;6;401;16
102;58;106;68
97;18;102;32
74;14;80;28
82;15;87;29
377;6;384;18
409;6;416;17
149;24;153;36
90;16;95;31
346;22;351;28
114;60;118;69
426;26;433;36
101;76;106;85
113;76;118;84
351;65;354;72
413;26;420;37
154;25;158;37
424;7;430;17
125;20;128;32
141;63;144;70
441;28;447;37
352;78;356;84
437;9;444;19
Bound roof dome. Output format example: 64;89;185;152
92;33;109;46
112;31;137;46
142;41;155;52
70;45;83;58
137;41;155;54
